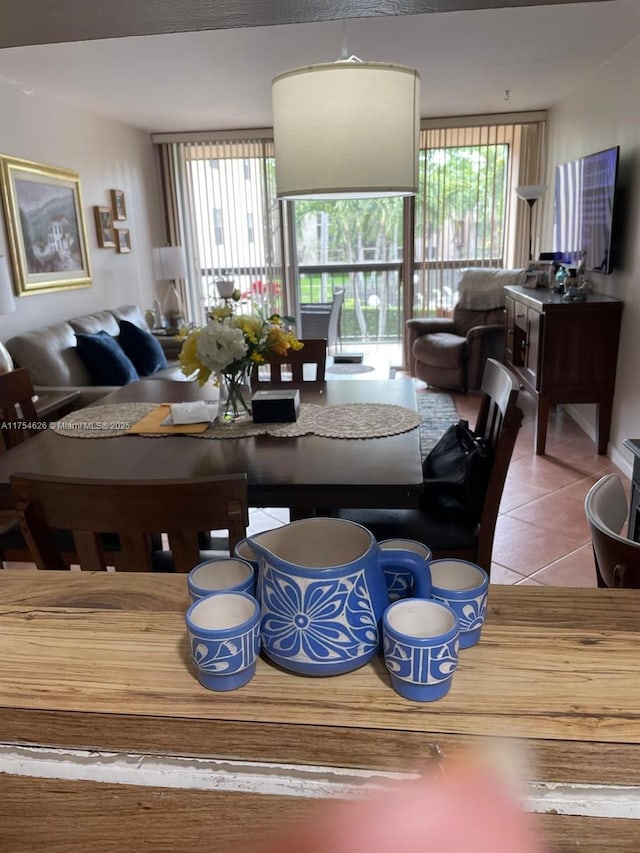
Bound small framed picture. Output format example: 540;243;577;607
94;205;116;248
115;228;131;254
522;271;539;289
111;189;127;221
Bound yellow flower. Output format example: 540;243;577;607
209;305;233;322
178;329;212;386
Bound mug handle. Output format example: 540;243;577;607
379;550;432;598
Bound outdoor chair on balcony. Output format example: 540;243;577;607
299;289;345;354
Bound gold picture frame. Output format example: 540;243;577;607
94;205;116;248
111;188;127;221
0;155;92;295
115;228;131;254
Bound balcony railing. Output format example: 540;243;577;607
298;262;403;344
197;258;504;344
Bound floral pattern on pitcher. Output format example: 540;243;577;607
260;567;378;664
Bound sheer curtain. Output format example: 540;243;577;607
412;114;546;318
156;136;283;324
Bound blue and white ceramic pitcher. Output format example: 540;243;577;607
247;518;432;676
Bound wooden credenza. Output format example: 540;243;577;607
1;572;640;852
504;285;623;455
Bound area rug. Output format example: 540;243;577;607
326;363;376;375
417;392;459;458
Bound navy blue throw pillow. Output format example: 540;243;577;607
118;319;167;376
76;331;139;385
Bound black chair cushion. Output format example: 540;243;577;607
335;507;478;553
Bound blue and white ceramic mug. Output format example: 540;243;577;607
429;559;489;649
383;598;459;702
187;557;255;603
379;539;431;601
185;591;261;691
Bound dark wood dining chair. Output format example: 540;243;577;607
585;473;640;588
335;359;523;574
11;473;248;572
0;367;40;451
252;338;327;385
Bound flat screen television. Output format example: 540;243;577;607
553;145;619;274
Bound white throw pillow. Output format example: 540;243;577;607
457;268;526;310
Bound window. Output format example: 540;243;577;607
213;208;224;245
159;137;281;322
413;119;546;315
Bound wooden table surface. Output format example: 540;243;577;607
2;573;639;852
0;378;423;513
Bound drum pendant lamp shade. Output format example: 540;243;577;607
272;62;420;199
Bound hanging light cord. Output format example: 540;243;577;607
338;19;361;63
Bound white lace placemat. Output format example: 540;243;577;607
51;402;421;441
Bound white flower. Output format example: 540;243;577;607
196;322;248;373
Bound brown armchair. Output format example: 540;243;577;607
406;267;525;391
407;304;505;392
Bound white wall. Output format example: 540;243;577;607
541;34;640;474
0;77;164;341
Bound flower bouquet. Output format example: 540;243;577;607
178;295;303;424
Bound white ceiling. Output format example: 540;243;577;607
0;0;638;134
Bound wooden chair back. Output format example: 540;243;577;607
468;358;523;569
0;367;40;451
585;474;640;588
252;339;327;385
11;473;248;573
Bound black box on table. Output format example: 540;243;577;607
251;389;300;423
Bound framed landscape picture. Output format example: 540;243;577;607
0;155;92;295
94;205;116;248
111;188;127;221
115;228;131;254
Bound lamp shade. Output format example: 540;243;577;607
0;255;16;315
152;246;187;281
516;185;546;202
272;61;420;199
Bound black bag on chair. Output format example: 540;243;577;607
421;419;492;522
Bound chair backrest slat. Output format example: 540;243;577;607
0;367;40;450
252;339;327;386
473;359;523;570
11;473;249;573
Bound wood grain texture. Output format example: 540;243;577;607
2;574;640;789
0;775;637;853
0;1;594;49
3;709;640;785
2;609;639;743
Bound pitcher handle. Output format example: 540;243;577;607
380;550;432;599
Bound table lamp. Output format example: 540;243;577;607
152;246;187;333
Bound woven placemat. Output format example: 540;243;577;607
51;402;421;441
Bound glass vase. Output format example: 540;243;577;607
217;365;253;424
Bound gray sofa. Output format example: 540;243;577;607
5;304;190;406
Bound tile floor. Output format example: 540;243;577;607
247;383;627;588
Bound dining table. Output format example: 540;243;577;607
0;378;424;515
0;572;638;852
